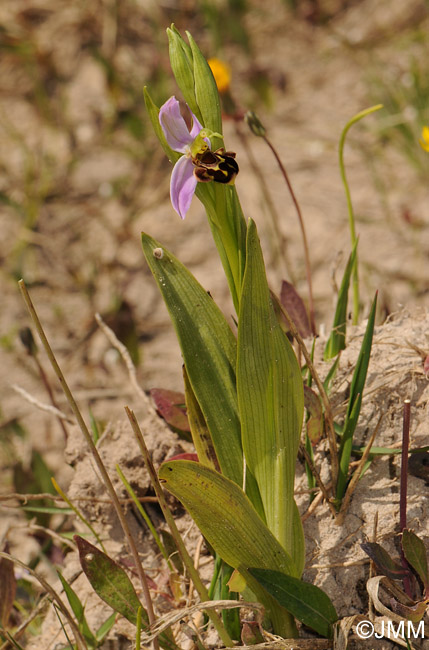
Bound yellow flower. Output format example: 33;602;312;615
208;58;231;94
419;125;429;152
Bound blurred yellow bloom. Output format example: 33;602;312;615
419;125;429;152
208;58;231;94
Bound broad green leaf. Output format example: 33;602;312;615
186;31;222;144
360;542;410;580
336;293;377;503
167;27;202;124
57;571;96;646
248;568;338;639
402;530;429;594
75;536;144;626
183;367;219;471
141;233;243;489
237;219;304;571
324;242;357;360
159;460;298;637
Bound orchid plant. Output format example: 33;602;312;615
143;26;337;642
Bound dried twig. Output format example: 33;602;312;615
95;312;157;415
10;384;73;422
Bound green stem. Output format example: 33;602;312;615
197;183;247;314
338;104;383;325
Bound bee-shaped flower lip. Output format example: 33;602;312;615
159;96;238;218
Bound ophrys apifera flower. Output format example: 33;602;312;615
159;96;238;218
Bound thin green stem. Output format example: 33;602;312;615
51;478;106;553
18;280;160;650
338;104;383;325
116;465;175;573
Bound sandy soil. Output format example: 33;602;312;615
1;0;429;648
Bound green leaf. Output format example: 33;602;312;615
167;27;202;124
237;219;304;572
183;368;220;471
248;568;338;639
143;87;179;164
74;536;144;626
95;612;116;642
141;233;243;489
336;293;377;503
158;460;298;637
360;542;410;581
324;242;357;360
402;530;429;594
57;571;96;646
187;31;222;146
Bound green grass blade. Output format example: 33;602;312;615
336;293;377;504
95;612;116;642
339;104;383;324
237;219;304;571
141;233;243;489
324;241;357;360
248;568;337;639
52;478;106;552
57;571;96;646
115;465;173;570
159;460;298;637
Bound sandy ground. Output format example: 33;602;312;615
1;0;429;647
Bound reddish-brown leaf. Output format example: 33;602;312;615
280;280;312;339
150;388;190;433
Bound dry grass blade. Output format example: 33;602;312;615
95;312;156;415
10;384;72;422
141;600;264;644
227;640;332;650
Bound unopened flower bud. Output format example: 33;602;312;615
19;327;38;357
245;111;266;137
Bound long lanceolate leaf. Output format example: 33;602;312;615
141;233;243;485
324;241;358;360
237;219;304;573
335;293;378;505
158;461;298;638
